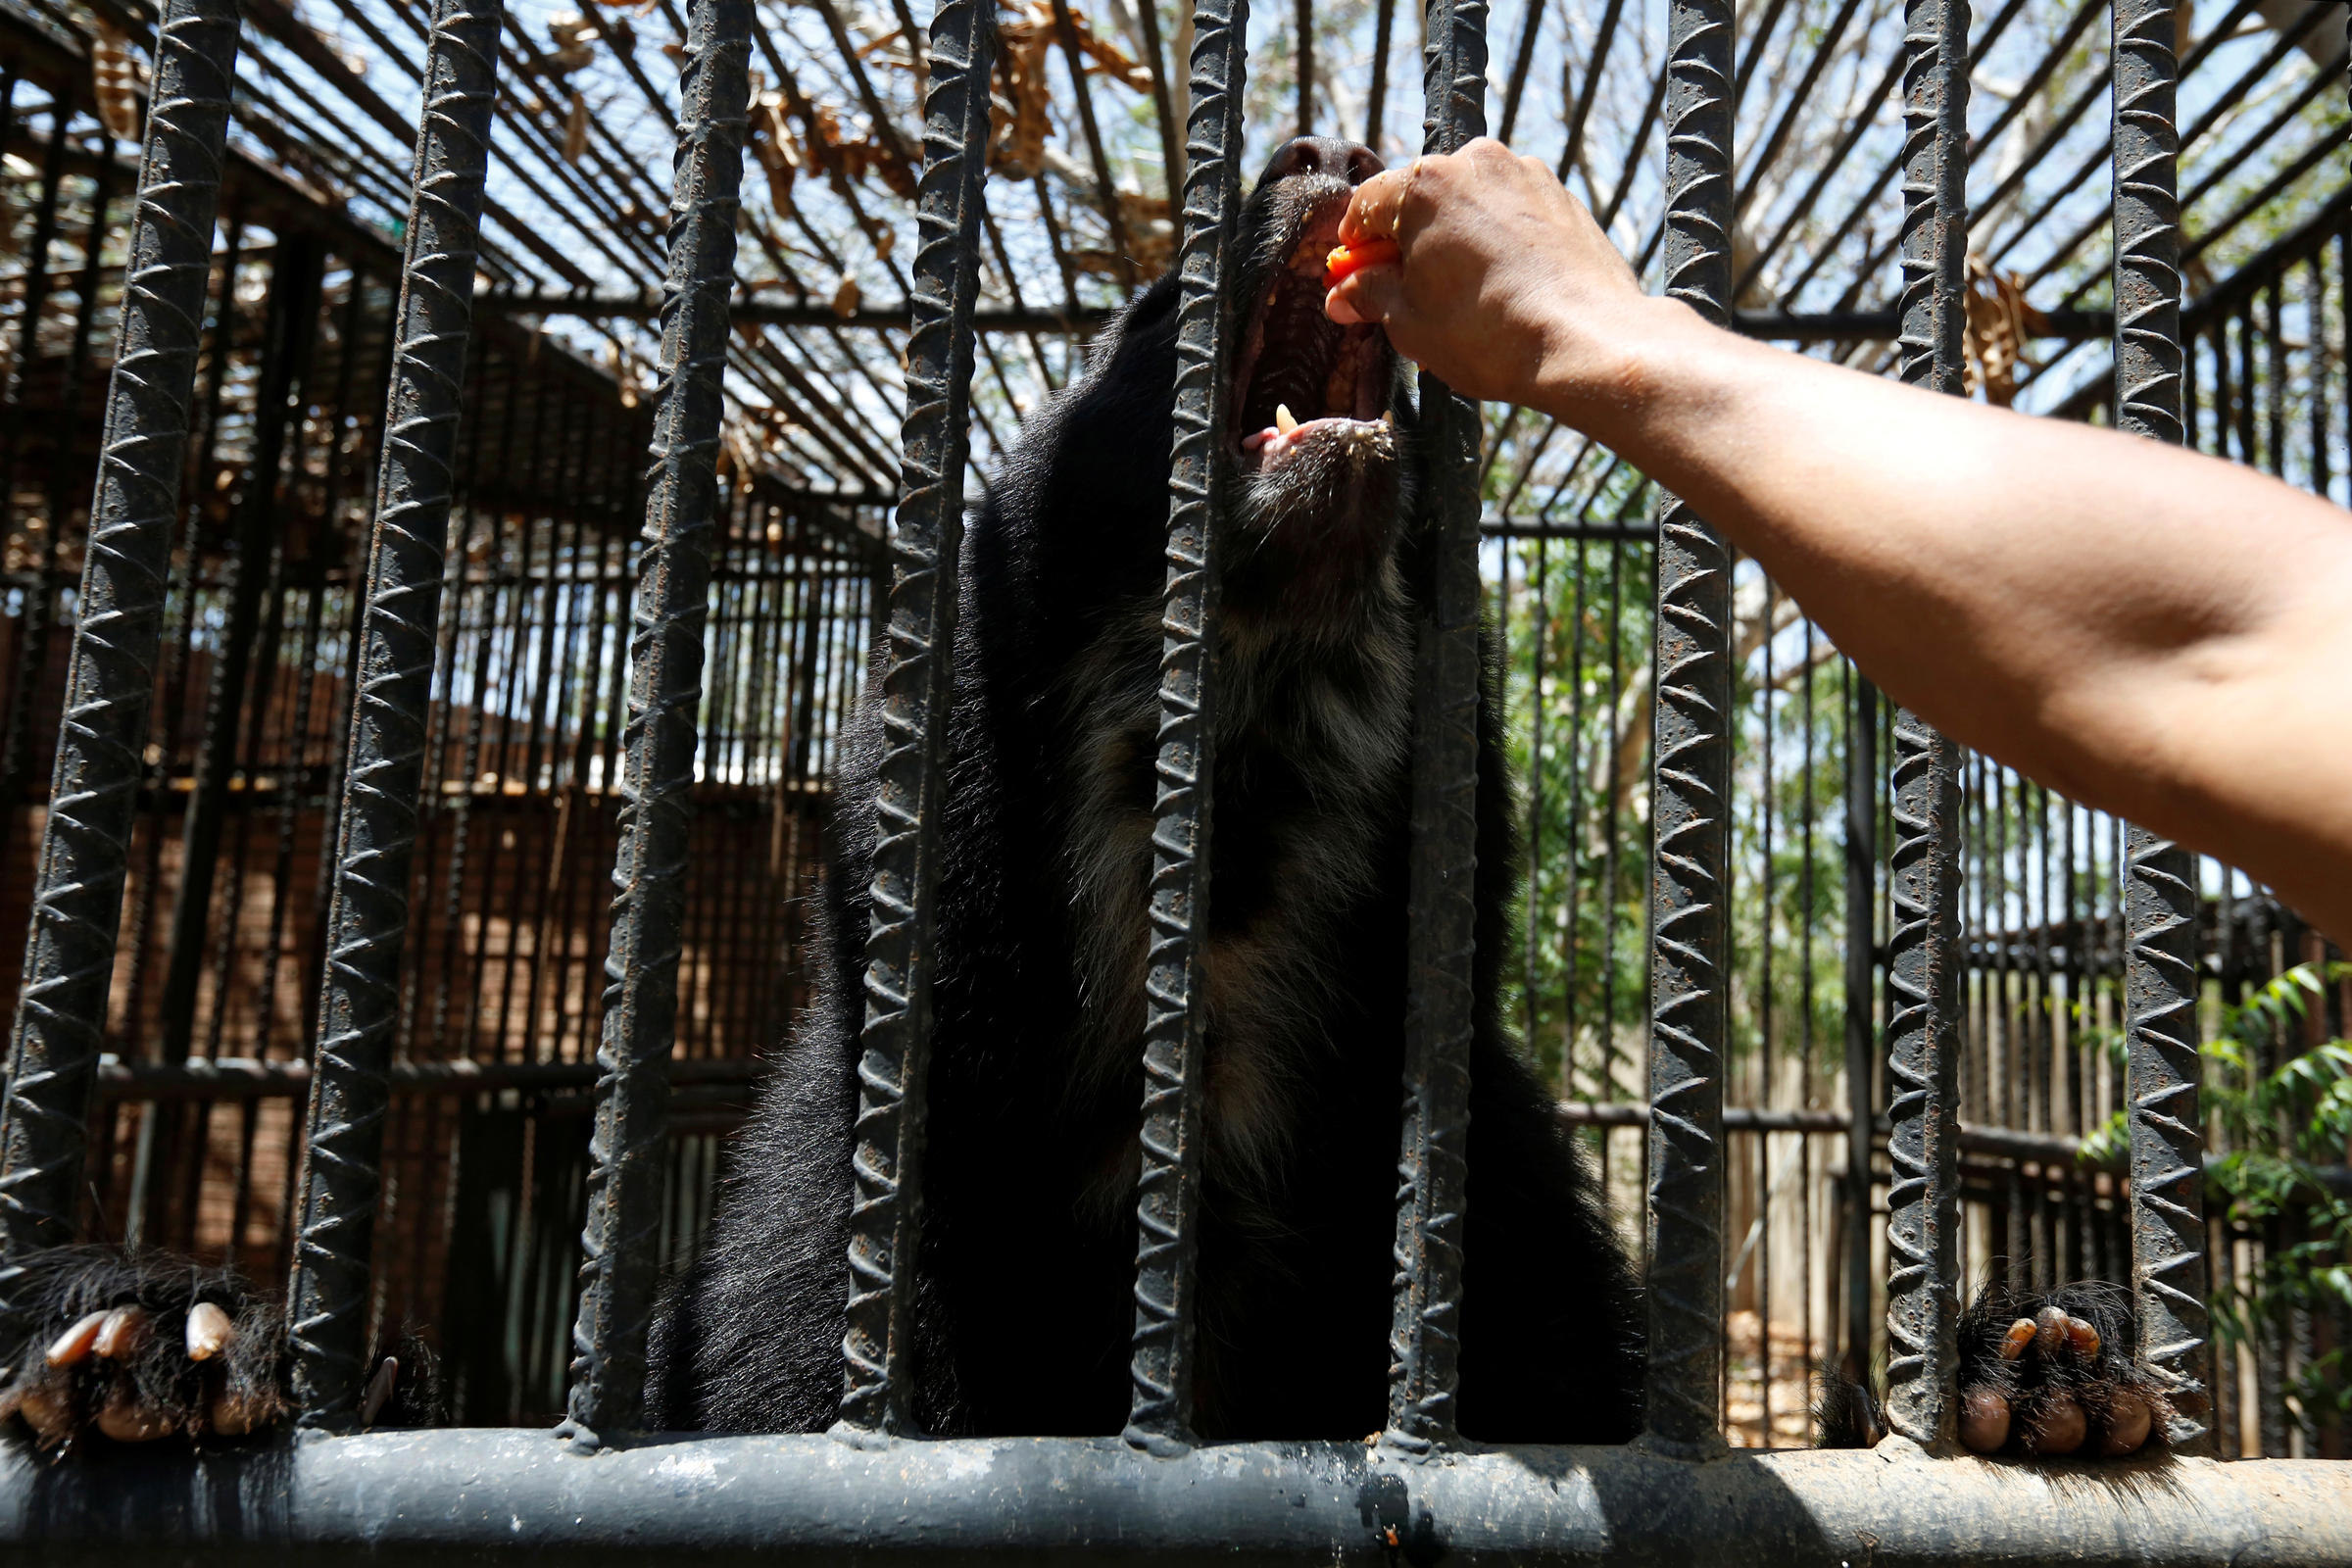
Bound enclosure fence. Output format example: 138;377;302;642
0;0;2350;1557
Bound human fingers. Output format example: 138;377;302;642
1338;163;1422;247
1325;263;1402;326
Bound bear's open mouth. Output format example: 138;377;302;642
1231;189;1394;474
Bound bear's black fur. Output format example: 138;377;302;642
645;137;1646;1443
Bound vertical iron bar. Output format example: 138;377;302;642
1523;538;1545;1045
1384;0;1487;1458
833;0;994;1442
285;0;508;1431
157;233;324;1062
1123;0;1248;1458
1132;0;1183;196
1839;669;1876;1384
1497;0;1543;142
1641;0;1734;1460
1374;0;1491;1456
1295;0;1314;134
0;0;242;1349
1880;0;1969;1451
2111;0;2210;1457
0;87;78;810
1557;0;1628;190
563;0;753;1444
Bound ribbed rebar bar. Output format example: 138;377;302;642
0;0;241;1354
1839;675;1877;1385
561;0;752;1446
833;0;994;1442
285;0;507;1432
1640;0;1734;1460
2109;0;2210;1458
1880;0;1970;1452
1383;0;1487;1458
1122;0;1248;1459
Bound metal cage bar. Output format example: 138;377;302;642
1123;0;1248;1458
1641;0;1735;1459
285;0;509;1431
2111;0;2211;1456
0;0;243;1348
833;0;995;1441
563;0;754;1443
1880;0;1970;1451
1384;0;1488;1457
9;1433;2352;1561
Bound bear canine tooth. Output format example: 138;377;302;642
45;1309;109;1367
185;1300;234;1361
1275;403;1298;434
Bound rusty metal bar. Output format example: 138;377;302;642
562;0;754;1445
0;0;241;1353
1880;0;1969;1452
284;0;508;1433
2110;0;2212;1456
833;0;995;1441
1640;0;1735;1460
1122;0;1247;1459
1382;0;1487;1459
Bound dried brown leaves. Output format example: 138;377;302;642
91;24;147;143
987;0;1149;180
1962;256;2045;409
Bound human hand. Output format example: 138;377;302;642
1324;138;1669;416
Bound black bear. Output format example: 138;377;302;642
0;139;2161;1460
646;134;1642;1441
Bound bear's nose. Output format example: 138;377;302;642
1260;136;1385;187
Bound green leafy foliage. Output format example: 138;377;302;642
2202;962;2352;1442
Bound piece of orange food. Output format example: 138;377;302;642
1324;236;1400;286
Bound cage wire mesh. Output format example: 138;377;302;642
0;0;2344;1447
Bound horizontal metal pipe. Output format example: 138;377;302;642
1480;518;1661;540
1;1431;2344;1565
472;289;2119;343
91;1054;764;1098
1555;1100;2352;1198
71;1064;2352;1196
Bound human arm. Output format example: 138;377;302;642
1327;139;2352;944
